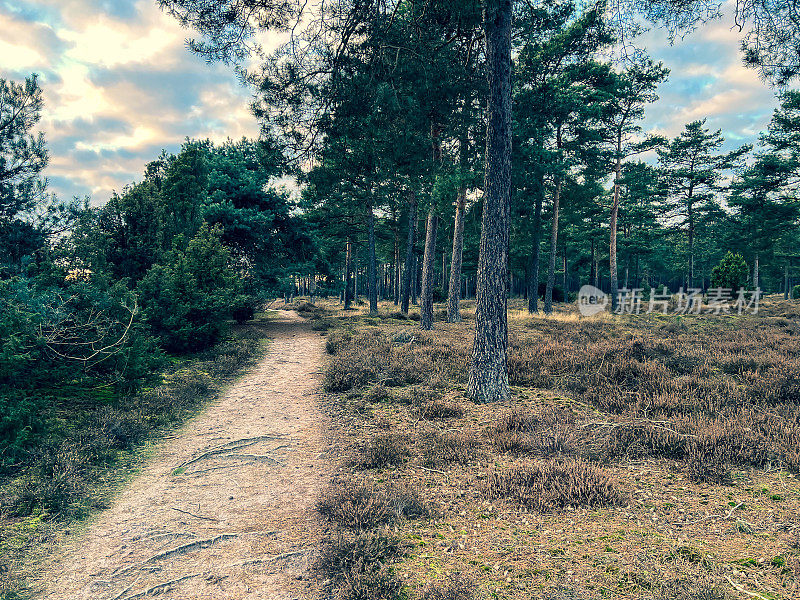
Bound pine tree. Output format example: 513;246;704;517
658;120;748;288
597;57;668;309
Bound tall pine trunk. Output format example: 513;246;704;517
447;183;467;322
609;149;622;311
421;120;442;329
344;237;353;310
785;263;789;300
393;207;400;305
420;211;439;330
527;187;543;313
400;195;418;313
754;254;759;291
468;0;511;404
368;203;378;315
688;197;695;288
544;178;563;314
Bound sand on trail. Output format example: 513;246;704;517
32;311;329;600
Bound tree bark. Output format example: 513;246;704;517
368;203;378;314
609;150;622;311
544;178;563;314
400;195;418;313
688;195;695;287
441;251;447;296
353;252;359;300
344;237;353;310
785;262;789;300
447;182;467;322
420;210;439;330
393;206;400;305
526;183;543;313
753;254;759;291
468;0;511;404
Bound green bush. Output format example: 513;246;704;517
139;224;248;352
0;277;163;468
710;252;749;290
792;284;800;299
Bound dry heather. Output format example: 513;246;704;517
312;299;800;599
324;306;800;477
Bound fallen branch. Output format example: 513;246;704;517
421;466;448;476
143;533;237;564
674;502;743;526
583;417;697;439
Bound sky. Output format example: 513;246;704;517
0;0;783;205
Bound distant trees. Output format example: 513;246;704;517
728;92;800;289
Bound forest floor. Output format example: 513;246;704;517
19;298;800;600
309;297;800;600
27;310;330;600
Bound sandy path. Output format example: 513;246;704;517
32;311;328;600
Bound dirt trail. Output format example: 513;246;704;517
33;311;328;600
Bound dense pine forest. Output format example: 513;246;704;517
2;0;800;599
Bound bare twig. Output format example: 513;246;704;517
724;576;771;600
171;507;220;522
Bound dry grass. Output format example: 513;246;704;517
353;433;411;469
323;301;800;476
316;532;404;584
486;457;624;512
419;572;476;600
313;297;800;599
318;481;394;530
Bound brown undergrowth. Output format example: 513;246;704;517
310;297;800;600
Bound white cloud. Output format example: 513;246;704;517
59;21;179;67
0;0;260;203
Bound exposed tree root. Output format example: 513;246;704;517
113;550;306;600
175;435;286;470
117;572;201;600
223;550;305;569
112;533;238;577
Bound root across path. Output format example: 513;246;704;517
32;311;328;600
